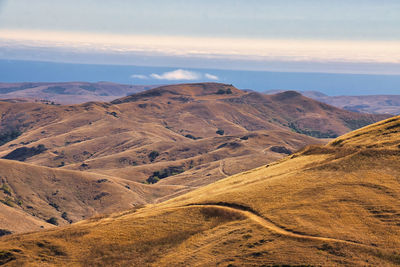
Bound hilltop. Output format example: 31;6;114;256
1;114;399;266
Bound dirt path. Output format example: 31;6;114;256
218;161;229;177
185;203;370;248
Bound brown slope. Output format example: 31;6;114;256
0;159;185;234
1;116;399;266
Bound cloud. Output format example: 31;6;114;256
130;69;219;81
130;74;148;79
150;69;200;80
205;73;219;80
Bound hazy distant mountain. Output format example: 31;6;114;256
0;82;159;104
264;89;400;115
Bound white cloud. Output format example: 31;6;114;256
205;73;219;80
150;69;200;80
130;74;148;79
131;69;219;81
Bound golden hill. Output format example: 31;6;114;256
0;159;172;233
0;83;389;235
1;115;399;266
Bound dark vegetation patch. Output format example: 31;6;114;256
0;130;22;146
330;139;344;147
96;179;108;183
46;217;59;226
49;202;60;211
0;229;12;237
270;146;292;155
187;202;263;217
62;212;72;223
0;250;16;265
215;88;233;95
0;183;12;196
217;142;241;149
288;122;338;138
2;144;47;161
216;129;225;135
80;163;89;169
148;151;159;162
386;123;400;131
112;89;165;104
169;96;192;102
107;111;118;118
35;241;66;256
43;86;73;95
79;85;98;92
94;192;109;200
146;166;185;184
200;206;245;221
184;134;201;140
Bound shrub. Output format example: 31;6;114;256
0;130;22;146
0;184;11;196
146;166;185;184
184;134;198;140
148;151;159;162
0;229;12;237
46;217;59;225
216;129;224;135
216;89;226;95
61;212;72;223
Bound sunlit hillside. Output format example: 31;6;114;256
1;115;399;266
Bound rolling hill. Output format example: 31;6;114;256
0;83;390;235
265;89;400;115
0;83;387;185
0;82;158;104
1;114;399;266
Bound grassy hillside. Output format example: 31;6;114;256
0;159;186;234
1;115;399;266
0;83;386;184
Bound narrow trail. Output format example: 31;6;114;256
218;161;229;177
184;203;371;248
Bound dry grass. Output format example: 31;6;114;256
0;116;400;266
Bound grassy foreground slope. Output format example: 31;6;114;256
1;116;399;266
0;159;184;233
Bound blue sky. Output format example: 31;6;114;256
0;0;399;76
1;0;399;40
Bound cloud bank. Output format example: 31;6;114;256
131;69;219;81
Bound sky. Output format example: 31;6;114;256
0;1;399;71
0;0;399;93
